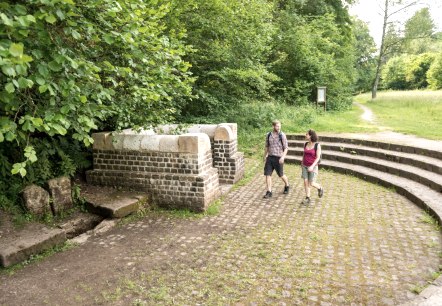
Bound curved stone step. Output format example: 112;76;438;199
287;135;442;160
288;147;442;193
288;140;442;174
285;156;442;224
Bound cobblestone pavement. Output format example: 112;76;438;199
99;165;442;305
1;164;442;305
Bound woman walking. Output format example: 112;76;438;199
301;129;324;204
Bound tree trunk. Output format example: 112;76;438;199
372;0;389;99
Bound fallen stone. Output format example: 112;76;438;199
0;223;66;268
47;177;73;214
69;219;118;245
57;211;104;239
22;185;51;216
83;188;147;218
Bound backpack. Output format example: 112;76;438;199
267;132;286;150
304;142;321;165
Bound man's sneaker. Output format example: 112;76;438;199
283;185;290;194
263;191;273;198
318;187;324;198
302;197;311;204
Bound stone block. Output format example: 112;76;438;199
199;125;217;138
140;135;161;151
111;134;125;150
0;223;66;268
214;125;234;141
159;135;180;152
92;132;112;150
47;176;73;215
57;212;104;239
155;124;178;134
22;185;50;216
122;134;144;151
84;190;147;218
220;123;237;138
179;133;211;154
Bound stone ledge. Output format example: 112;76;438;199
288;134;442;160
288;140;442;174
82;190;147;218
0;223;66;268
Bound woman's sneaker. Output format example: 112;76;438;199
263;191;272;198
302;197;311;204
318;187;324;198
283;185;290;194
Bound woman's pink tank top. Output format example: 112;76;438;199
302;145;317;166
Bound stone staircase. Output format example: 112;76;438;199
285;134;442;305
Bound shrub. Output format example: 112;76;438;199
381;55;410;90
406;53;436;89
427;53;442;90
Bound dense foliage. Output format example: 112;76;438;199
351;18;376;93
0;0;392;214
379;7;442;90
0;0;193;212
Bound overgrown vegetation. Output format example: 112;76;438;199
1;0;440;216
1;0;360;213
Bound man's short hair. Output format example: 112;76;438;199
272;120;281;126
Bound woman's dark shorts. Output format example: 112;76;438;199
264;156;284;177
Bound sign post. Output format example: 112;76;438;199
317;86;326;111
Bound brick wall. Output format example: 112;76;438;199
213;139;245;184
86;124;244;212
87;149;219;212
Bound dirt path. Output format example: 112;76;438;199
1;165;441;305
354;102;376;124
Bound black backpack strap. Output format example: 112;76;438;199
268;132;285;149
315;142;321;163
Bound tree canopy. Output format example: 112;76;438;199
3;0;432;197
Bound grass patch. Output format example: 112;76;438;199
238;90;442;160
237;103;379;160
419;212;440;230
355;90;442;140
306;104;381;134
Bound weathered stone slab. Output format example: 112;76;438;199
22;185;51;216
47;177;73;214
69;219;119;245
83;190;146;218
0;223;66;268
57;212;104;239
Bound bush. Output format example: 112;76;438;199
381;55;410;90
406;53;436;89
427;53;442;90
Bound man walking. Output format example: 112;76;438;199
263;120;290;198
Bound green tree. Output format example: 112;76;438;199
165;0;277;121
0;0;193;178
371;0;419;98
351;18;377;93
427;52;442;89
381;55;410;89
405;53;436;88
271;1;356;110
403;8;435;54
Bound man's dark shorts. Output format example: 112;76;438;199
264;156;284;177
